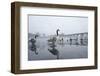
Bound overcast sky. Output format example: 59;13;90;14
29;15;88;35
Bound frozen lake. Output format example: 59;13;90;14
28;37;88;61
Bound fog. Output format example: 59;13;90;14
29;15;88;35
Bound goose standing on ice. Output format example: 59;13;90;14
56;28;64;44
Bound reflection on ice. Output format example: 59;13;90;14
48;37;59;59
28;32;88;61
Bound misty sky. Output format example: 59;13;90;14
29;15;88;35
